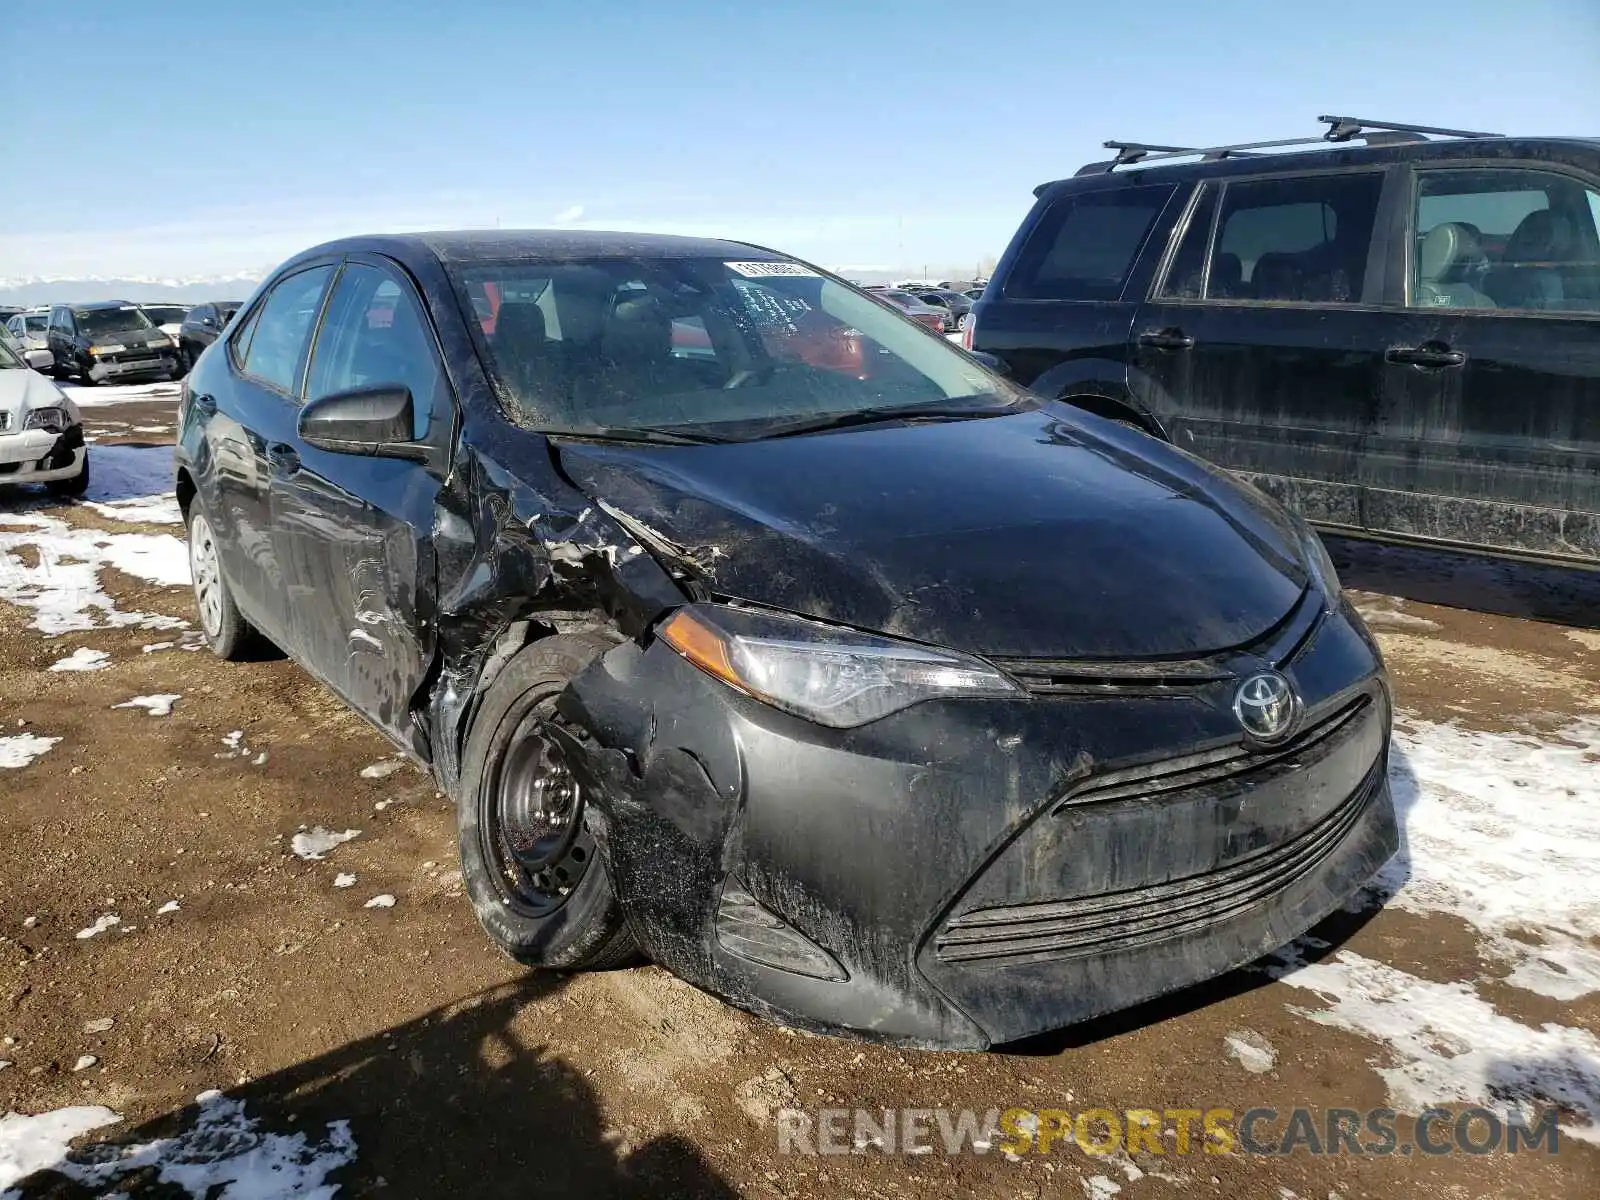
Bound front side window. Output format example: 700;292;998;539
1005;187;1176;301
235;265;334;393
1410;168;1600;314
74;306;154;338
456;257;1020;439
1201;173;1384;304
307;263;442;438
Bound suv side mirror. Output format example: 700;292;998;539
299;384;422;458
24;349;52;371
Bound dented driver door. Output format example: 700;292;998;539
269;259;453;756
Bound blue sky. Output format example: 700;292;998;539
2;0;1597;280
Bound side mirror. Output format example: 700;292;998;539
202;318;216;328
298;384;424;460
965;349;1009;377
24;349;52;371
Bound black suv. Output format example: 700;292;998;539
970;116;1600;569
46;301;181;385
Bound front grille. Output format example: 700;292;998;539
1053;697;1368;813
934;706;1380;967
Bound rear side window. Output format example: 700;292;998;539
234;266;334;394
1005;187;1176;301
1205;173;1383;303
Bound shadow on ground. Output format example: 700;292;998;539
1323;534;1600;629
13;975;739;1200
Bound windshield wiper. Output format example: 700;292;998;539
552;425;729;446
749;399;1020;440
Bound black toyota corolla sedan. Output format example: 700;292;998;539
175;231;1397;1049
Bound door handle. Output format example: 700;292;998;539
1385;343;1466;369
191;392;217;416
266;443;301;475
1137;328;1195;351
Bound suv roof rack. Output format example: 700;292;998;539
1072;114;1504;176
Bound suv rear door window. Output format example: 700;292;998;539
1006;187;1176;301
1167;173;1384;304
1409;168;1600;314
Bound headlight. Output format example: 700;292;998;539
90;344;125;355
660;602;1022;727
24;407;70;433
1299;523;1342;604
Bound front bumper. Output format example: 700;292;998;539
0;424;86;485
559;593;1397;1049
88;350;177;382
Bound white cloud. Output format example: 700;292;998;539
551;204;585;224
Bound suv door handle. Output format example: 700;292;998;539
191;392;217;416
266;443;301;476
1137;328;1195;351
1386;343;1466;369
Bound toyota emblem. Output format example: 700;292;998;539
1233;671;1301;744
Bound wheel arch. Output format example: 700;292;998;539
1028;356;1171;440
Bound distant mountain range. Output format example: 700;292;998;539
0;273;267;306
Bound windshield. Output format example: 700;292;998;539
141;305;188;324
75;306;155;337
23;314;47;334
454;256;1020;440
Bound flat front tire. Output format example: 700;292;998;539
457;633;638;971
187;504;258;660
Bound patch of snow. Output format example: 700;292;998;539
333;874;356;889
71;1055;97;1072
140;641;173;653
80;446;183;525
1082;1178;1121;1200
0;1092;355;1198
1223;1029;1277;1073
0;734;60;770
0;511;189;634
48;647;109;672
0;1105;122;1191
21;917;37;929
289;827;359;861
364;894;396;909
112;694;181;717
74;915;120;940
1270;946;1600;1145
359;758;404;780
156;901;180;915
83;1018;114;1035
59;381;182;408
1371;716;1600;999
251;751;268;766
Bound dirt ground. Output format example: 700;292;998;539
2;390;1597;1199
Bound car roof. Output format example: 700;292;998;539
70;300;142;310
1034;135;1600;198
284;229;785;272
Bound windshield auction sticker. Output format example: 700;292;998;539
725;261;819;278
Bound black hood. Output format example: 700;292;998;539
555;408;1310;660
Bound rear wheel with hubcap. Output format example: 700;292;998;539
186;504;260;660
457;633;638;970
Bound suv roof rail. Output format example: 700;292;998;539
1071;114;1505;177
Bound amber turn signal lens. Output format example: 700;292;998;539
659;609;747;693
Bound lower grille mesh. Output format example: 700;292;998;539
934;760;1382;965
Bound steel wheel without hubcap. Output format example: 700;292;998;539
480;701;594;918
189;511;225;639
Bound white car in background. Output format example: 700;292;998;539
0;332;87;495
137;303;191;347
4;308;54;372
